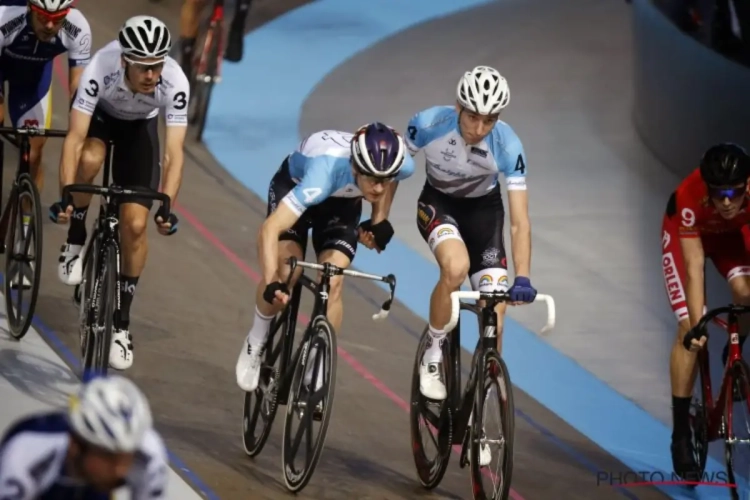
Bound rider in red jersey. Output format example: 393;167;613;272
661;143;750;479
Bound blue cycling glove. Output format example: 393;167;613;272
509;276;537;303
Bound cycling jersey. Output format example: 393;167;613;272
72;40;189;126
0;6;91;67
671;168;750;237
0;412;168;500
405;106;527;198
661;168;750;321
282;130;416;217
0;6;91;128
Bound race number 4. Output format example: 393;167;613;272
681;208;696;228
302;188;322;204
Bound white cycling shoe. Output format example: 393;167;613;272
419;361;447;400
236;338;263;392
109;330;134;370
58;244;83;286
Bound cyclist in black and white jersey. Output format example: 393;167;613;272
50;16;188;371
0;0;91;288
0;375;169;500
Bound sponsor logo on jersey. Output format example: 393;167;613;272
479;275;493;287
0;14;25;38
470;146;487;158
662;252;686;305
507;177;527;190
497;275;509;287
437;227;454;237
62;19;81;39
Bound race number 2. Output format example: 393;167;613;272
681;208;696;228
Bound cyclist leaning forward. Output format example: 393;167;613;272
0;0;91;287
661;143;750;479
236;123;415;393
51;16;188;371
406;65;538;404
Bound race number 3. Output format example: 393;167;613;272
681;208;696;228
85;79;98;98
173;92;187;110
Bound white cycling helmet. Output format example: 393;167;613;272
28;0;75;13
456;65;510;115
118;15;172;60
68;375;153;453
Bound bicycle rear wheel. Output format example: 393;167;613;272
189;22;221;142
281;315;337;493
409;326;453;489
243;314;287;457
723;358;750;500
3;174;43;339
469;349;515;500
689;349;710;479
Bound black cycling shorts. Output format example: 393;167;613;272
267;158;362;262
416;181;509;289
87;106;161;209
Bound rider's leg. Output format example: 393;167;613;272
662;210;702;477
57;137;106;286
236;159;309;391
179;0;205;73
104;116;161;371
225;0;252;62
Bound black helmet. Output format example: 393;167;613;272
699;143;750;186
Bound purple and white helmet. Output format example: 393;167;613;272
350;122;406;178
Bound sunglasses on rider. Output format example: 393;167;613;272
29;5;70;24
122;56;165;73
708;184;747;200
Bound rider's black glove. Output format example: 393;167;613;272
154;205;179;235
48;191;74;223
263;281;289;305
359;219;395;250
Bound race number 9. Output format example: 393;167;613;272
681;208;696;228
172;91;187;110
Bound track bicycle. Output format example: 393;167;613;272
64;141;171;381
410;290;555;499
188;0;226;142
242;256;396;492
0;125;67;339
683;304;750;499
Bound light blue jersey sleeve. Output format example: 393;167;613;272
489;122;528;191
281;155;337;216
395;153;416;181
405;106;457;155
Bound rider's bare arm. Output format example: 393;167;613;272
370;181;399;224
508;189;531;277
680;235;706;328
68;66;85;98
59;108;92;193
161;126;187;203
259;203;300;284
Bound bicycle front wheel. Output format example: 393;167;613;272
4;174;43;339
85;243;118;379
469;349;515;500
281;315;337;493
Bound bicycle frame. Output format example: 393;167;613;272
195;0;225;83
694;309;750;442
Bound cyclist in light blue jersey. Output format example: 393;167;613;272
406;66;537;414
236;122;415;392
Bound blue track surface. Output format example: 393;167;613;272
203;1;739;497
